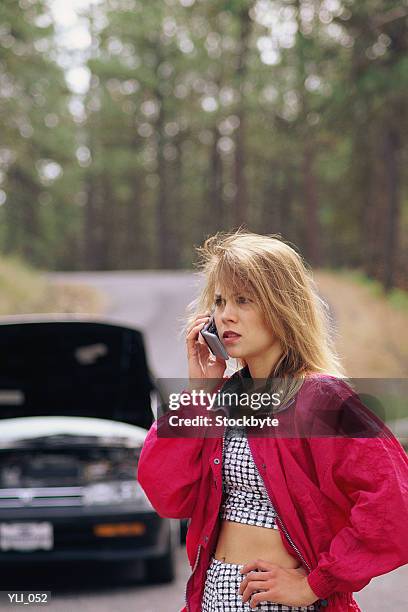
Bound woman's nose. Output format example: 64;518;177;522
221;301;238;322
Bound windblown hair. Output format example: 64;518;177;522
182;229;346;407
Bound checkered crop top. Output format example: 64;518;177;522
219;425;279;529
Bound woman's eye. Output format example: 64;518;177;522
214;296;251;307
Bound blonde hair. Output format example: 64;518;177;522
182;229;346;407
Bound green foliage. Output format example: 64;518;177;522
334;269;408;312
0;0;407;284
0;256;48;314
0;255;104;315
0;0;80;269
388;289;408;312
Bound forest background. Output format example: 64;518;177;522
1;0;407;295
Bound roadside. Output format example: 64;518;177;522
314;269;408;378
0;257;105;316
3;260;407;379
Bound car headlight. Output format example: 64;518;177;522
83;480;154;511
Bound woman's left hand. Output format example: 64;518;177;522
238;559;319;609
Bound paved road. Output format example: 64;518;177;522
12;271;405;611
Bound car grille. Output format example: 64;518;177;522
0;486;85;508
0;447;139;509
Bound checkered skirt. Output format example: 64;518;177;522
201;557;317;611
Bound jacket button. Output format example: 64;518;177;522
213;458;220;465
204;535;209;542
261;463;266;468
320;599;328;607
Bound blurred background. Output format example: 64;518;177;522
0;0;407;610
0;0;407;375
0;0;407;281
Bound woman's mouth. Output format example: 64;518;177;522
223;336;241;344
223;332;241;344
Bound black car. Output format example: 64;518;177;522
0;316;179;583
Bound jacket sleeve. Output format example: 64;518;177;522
136;381;225;519
306;431;408;599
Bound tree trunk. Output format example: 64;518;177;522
84;174;104;270
156;101;170;269
382;124;401;292
102;175;115;269
233;109;248;228
233;6;251;228
280;170;295;240
207;127;224;233
260;170;279;234
6;166;39;261
302;142;321;266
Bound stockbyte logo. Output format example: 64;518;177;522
167;413;280;429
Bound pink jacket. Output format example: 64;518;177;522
137;374;408;611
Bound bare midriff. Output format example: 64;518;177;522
214;520;302;568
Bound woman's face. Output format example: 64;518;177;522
213;285;281;363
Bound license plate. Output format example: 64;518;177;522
0;522;53;551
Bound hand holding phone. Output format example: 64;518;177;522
200;316;229;361
185;313;227;384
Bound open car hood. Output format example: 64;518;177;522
0;318;155;430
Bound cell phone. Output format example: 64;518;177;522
200;316;229;361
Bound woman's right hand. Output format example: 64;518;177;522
186;313;227;383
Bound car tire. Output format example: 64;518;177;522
144;522;178;584
144;546;175;584
180;518;188;544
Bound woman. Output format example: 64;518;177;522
137;230;408;611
